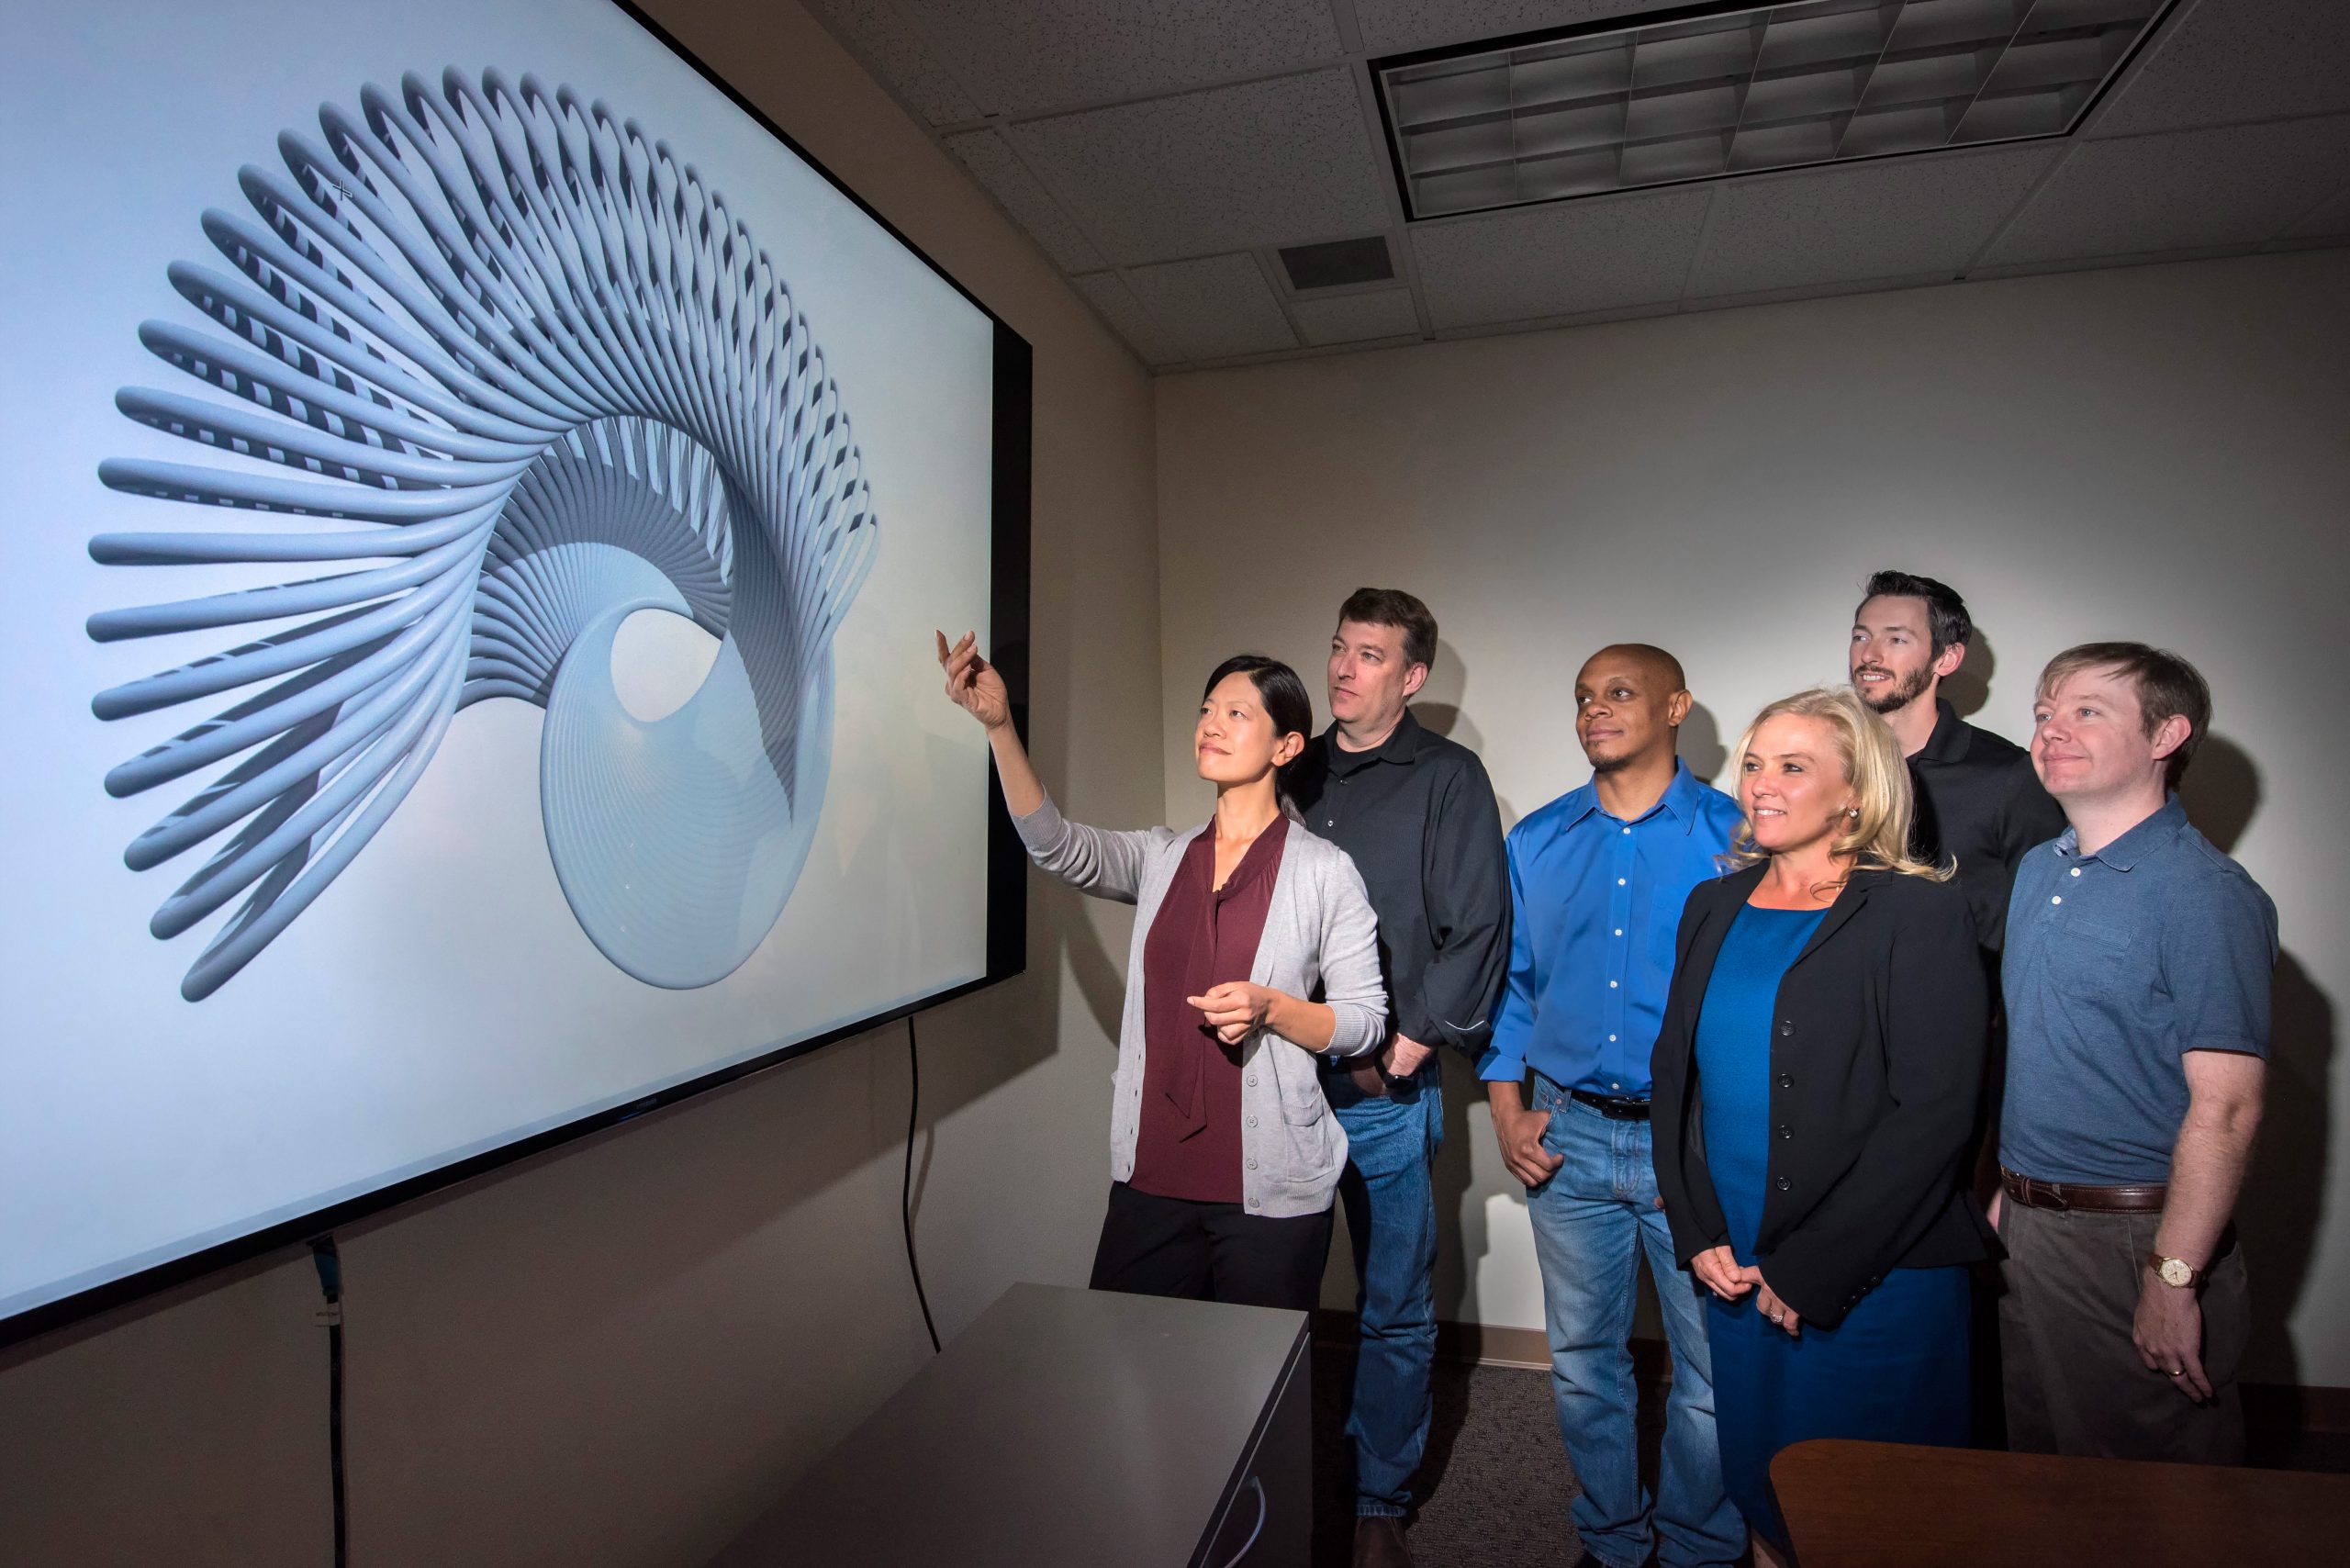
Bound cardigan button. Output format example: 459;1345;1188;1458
1246;1074;1258;1087
1248;1158;1259;1170
1248;1114;1259;1127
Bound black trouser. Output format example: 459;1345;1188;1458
1090;1182;1334;1310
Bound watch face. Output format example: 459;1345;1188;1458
2160;1258;2195;1288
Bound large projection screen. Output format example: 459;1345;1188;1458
0;0;1030;1345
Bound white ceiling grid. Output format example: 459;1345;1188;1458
805;0;2350;372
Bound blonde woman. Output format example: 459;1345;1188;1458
1650;688;1992;1565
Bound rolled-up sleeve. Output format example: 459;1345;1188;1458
1317;854;1390;1058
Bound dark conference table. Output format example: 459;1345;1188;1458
1771;1437;2350;1565
708;1282;1310;1567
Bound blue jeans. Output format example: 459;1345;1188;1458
1526;1075;1742;1568
1330;1068;1440;1518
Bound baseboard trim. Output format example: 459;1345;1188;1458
1314;1312;2350;1433
1311;1311;1667;1379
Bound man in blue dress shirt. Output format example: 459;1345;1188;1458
1997;643;2276;1462
1482;644;1744;1568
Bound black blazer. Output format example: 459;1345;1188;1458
1651;862;1994;1330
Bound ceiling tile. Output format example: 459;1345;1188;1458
1354;1;1656;57
1687;146;2062;298
1410;186;1714;329
1006;69;1393;266
805;0;979;125
1069;272;1184;365
2286;185;2350;238
898;1;1340;115
2088;0;2350;138
943;129;1106;272
1124;254;1300;360
1291;289;1425;346
1983;115;2350;265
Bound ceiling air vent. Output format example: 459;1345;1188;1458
1277;236;1397;291
1373;0;2177;221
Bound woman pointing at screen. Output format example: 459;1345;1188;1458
936;631;1387;1310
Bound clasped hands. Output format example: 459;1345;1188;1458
1693;1245;1803;1337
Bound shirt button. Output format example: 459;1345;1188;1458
2052;895;2063;905
1608;1034;1617;1043
1622;826;1631;834
2069;867;2082;878
1615;929;1623;937
1610;1081;1620;1090
1617;878;1627;886
1778;1022;1793;1037
1779;1125;1794;1140
1609;980;1618;989
1326;819;1336;828
1775;1176;1792;1192
1777;1073;1793;1089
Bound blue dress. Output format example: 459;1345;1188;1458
1694;904;1970;1548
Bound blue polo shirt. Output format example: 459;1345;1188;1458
1999;797;2277;1185
1479;760;1741;1095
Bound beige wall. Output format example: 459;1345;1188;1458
1155;249;2350;1387
0;4;1160;1564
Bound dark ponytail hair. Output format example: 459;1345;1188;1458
1201;654;1315;806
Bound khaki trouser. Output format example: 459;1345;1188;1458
1998;1199;2249;1463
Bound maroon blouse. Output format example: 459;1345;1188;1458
1129;815;1292;1204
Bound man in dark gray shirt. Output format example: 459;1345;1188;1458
1287;588;1508;1568
1997;643;2276;1463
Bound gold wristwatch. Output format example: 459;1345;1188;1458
2147;1252;2205;1290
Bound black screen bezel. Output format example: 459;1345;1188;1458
2;0;1033;1353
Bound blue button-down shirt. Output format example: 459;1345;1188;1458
1479;760;1742;1094
2000;796;2277;1185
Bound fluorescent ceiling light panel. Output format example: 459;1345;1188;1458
1376;0;2177;220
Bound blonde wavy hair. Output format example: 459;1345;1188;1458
1722;686;1952;881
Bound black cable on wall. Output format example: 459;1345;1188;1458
902;1014;941;1355
309;1236;348;1568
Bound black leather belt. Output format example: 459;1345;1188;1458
1568;1088;1651;1121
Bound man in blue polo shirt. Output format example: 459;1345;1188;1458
1998;643;2276;1463
1483;644;1743;1568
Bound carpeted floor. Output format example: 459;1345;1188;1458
1310;1340;1667;1568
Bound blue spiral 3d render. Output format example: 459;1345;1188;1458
86;68;878;1000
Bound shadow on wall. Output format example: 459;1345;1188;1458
1681;700;1729;785
1942;626;2002;720
2178;732;2333;1386
1414;638;1521;828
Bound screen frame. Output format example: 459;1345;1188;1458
1;0;1033;1353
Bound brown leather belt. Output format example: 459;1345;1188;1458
2000;1167;2167;1214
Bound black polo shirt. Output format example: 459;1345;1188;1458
1286;710;1509;1055
1908;699;2066;955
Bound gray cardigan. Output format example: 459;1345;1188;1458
1014;795;1389;1217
